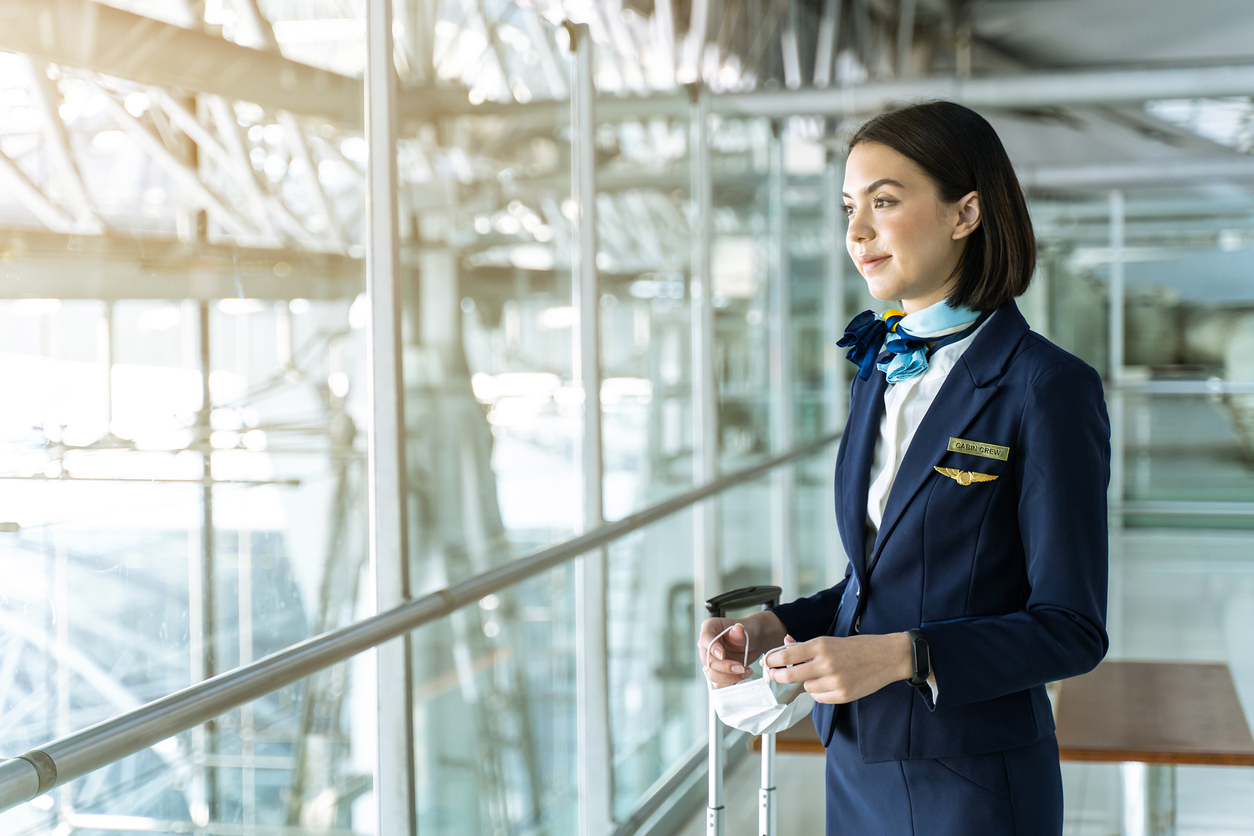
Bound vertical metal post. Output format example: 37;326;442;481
690;83;722;836
1122;761;1177;836
1108;189;1125;515
197;301;218;824
235;308;256;827
1107;190;1126;657
238;525;256;826
768;121;797;604
366;2;418;834
570;23;613;836
758;733;775;836
896;0;917;77
822;153;847;589
53;529;71;820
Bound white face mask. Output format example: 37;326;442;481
703;625;816;735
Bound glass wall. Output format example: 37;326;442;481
413;563;578;835
606;507;698;820
0;208;370;829
0;3;376;830
0;3;851;835
1032;192;1254;522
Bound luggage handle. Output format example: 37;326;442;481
704;584;783;836
705;585;781;619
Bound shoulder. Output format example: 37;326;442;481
1007;330;1104;396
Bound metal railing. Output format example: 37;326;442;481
0;431;840;814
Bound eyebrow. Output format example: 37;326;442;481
841;178;906;199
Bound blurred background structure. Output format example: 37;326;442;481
0;0;1250;834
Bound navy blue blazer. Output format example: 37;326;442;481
770;301;1110;763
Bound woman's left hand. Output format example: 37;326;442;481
762;633;914;704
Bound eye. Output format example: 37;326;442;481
873;197;894;209
841;204;855;216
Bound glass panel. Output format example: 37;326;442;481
593;41;693;517
408;6;578;566
1034;192;1254;527
719;475;775;592
1121;392;1254;525
711;117;774;471
607;505;699;820
0;622;373;833
784;125;834;445
0;0;373;827
795;448;843;597
600;281;695;520
413;563;578;835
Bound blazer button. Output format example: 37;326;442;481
855;588;860;598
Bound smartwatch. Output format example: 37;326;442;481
905;629;931;688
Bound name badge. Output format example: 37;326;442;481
947;437;1009;461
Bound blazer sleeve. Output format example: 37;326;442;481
921;359;1111;710
767;562;852;642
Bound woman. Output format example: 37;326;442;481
698;101;1110;835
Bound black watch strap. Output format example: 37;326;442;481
906;629;931;688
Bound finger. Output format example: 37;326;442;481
725;623;749;652
784;634;796;645
805;685;854;704
706;666;753;686
767;657;823;686
763;641;814;669
707;657;748;676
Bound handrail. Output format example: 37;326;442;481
0;431;840;813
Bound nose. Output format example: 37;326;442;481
846;208;872;244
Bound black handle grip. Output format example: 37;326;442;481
705;585;782;618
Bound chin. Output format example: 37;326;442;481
861;276;904;304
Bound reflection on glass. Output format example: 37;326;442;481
1034;193;1254;526
412;8;579;564
795;450;842;597
0;294;371;831
1122;393;1254;515
607;507;698;819
413;564;577;835
711;117;774;470
720;475;775;593
601;284;694;520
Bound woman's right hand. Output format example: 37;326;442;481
698;611;786;688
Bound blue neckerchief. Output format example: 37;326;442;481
876;310;991;377
838;300;982;382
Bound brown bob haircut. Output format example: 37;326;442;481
848;100;1035;312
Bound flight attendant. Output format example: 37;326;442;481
698;100;1110;835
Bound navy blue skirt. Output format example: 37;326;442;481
824;706;1063;835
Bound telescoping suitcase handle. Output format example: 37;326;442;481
704;585;783;836
705;585;781;619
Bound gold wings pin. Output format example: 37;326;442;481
934;467;999;486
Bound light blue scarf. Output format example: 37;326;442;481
876;300;981;383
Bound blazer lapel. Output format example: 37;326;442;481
866;303;1031;575
840;369;887;588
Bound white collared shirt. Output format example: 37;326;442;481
862;314;993;702
865;315;993;543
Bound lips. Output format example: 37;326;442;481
859;254;891;271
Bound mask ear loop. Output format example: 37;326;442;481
703;623;750;673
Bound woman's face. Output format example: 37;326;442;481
842;141;980;313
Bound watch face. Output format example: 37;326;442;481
910;631;930;683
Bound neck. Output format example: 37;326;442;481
901;294;947;314
900;278;958;314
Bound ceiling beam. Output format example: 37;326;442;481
0;0;363;125
0;230;360;300
1020;158;1254;190
715;63;1254;116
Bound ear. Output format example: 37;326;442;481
951;190;981;240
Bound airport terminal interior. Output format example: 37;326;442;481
0;0;1252;834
